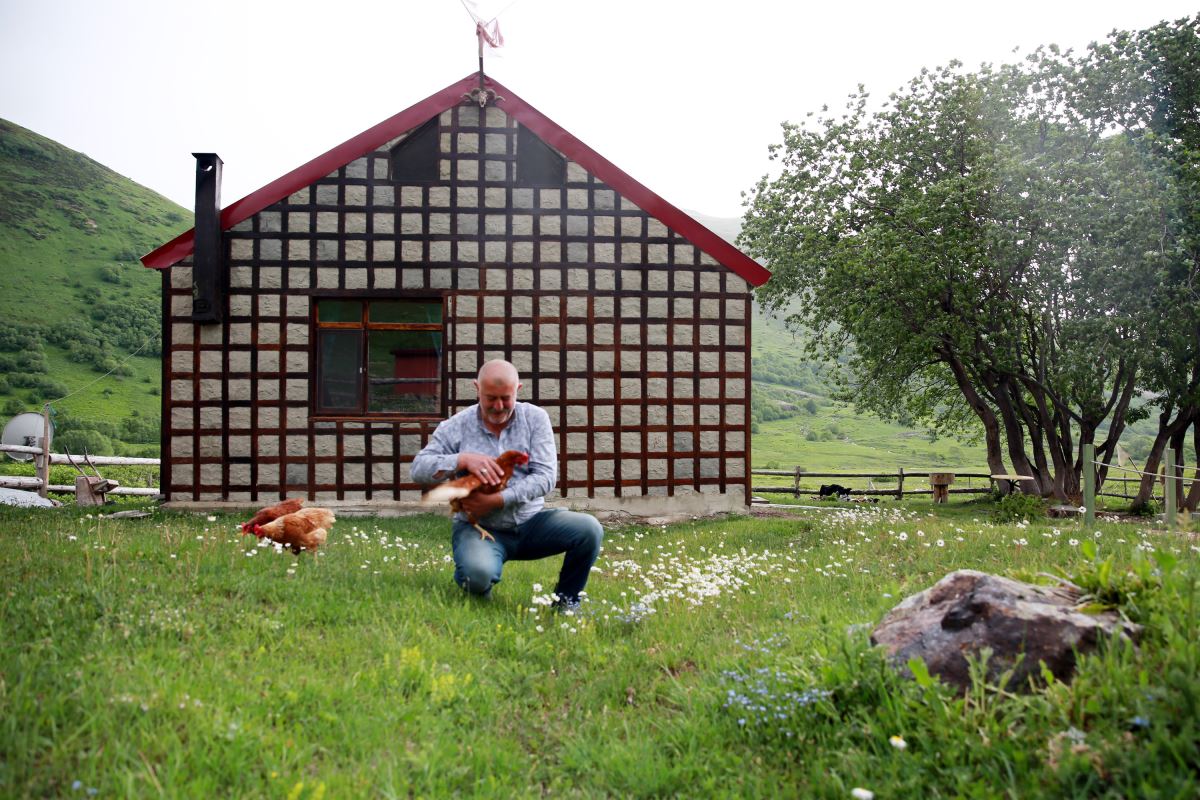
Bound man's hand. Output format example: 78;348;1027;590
459;490;504;518
457;452;502;486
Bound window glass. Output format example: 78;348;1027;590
390;118;439;183
517;124;565;186
370;300;442;325
318;300;362;324
318;330;361;410
367;330;442;413
316;297;444;416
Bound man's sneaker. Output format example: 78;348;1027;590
551;596;581;615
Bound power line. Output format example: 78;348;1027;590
47;335;156;406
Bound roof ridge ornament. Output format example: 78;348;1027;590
465;85;504;108
463;4;506;108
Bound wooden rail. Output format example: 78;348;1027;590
752;465;1172;503
751;467;993;500
0;476;159;496
1;443;160;466
751;485;991;497
1;443;160;499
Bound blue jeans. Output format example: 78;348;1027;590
452;508;603;601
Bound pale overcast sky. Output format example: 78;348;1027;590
0;0;1194;219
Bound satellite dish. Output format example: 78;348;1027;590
2;412;53;462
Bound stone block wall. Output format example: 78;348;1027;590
163;102;752;509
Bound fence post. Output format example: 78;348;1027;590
36;404;52;499
1165;448;1176;534
794;467;801;499
1083;443;1095;527
897;467;904;500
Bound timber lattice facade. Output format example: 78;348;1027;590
155;78;761;513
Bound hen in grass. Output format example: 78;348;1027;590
240;497;304;534
250;507;335;554
421;450;529;540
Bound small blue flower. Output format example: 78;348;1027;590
72;781;83;791
1130;715;1151;729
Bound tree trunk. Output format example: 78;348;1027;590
1021;392;1055;494
990;378;1049;497
1133;405;1193;512
944;353;1009;484
1007;371;1081;502
1185;418;1200;513
1094;370;1138;493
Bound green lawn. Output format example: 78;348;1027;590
752;405;988;473
2;502;1197;797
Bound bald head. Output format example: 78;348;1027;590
477;359;519;387
475;360;521;431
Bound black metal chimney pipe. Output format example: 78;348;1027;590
191;153;224;323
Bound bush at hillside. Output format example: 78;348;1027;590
0;321;42;353
54;428;113;456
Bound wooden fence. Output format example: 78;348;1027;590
752;466;1174;502
0;443;160;498
751;468;993;500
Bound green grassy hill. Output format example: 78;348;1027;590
0;127;1158;479
0;118;189;456
749;302;989;474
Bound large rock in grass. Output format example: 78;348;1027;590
871;570;1140;693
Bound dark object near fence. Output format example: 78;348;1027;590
818;483;852;498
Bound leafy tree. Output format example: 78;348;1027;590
55;429;113;456
119;414;159;444
741;53;1175;502
1072;15;1200;510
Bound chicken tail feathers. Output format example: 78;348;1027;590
422;483;475;506
304;527;328;550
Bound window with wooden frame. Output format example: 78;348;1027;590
314;298;443;416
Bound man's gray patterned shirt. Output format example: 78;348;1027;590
411;402;558;529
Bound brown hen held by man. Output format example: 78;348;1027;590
421;450;530;540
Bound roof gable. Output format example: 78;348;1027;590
141;73;770;287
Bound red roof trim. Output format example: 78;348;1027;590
142;73;770;287
491;77;770;287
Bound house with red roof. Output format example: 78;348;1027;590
142;72;769;515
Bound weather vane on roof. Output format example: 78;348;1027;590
461;0;511;107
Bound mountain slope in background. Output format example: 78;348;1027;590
1;125;1152;473
0;118;188;321
0;118;189;454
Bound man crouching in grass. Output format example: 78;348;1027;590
412;359;603;611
